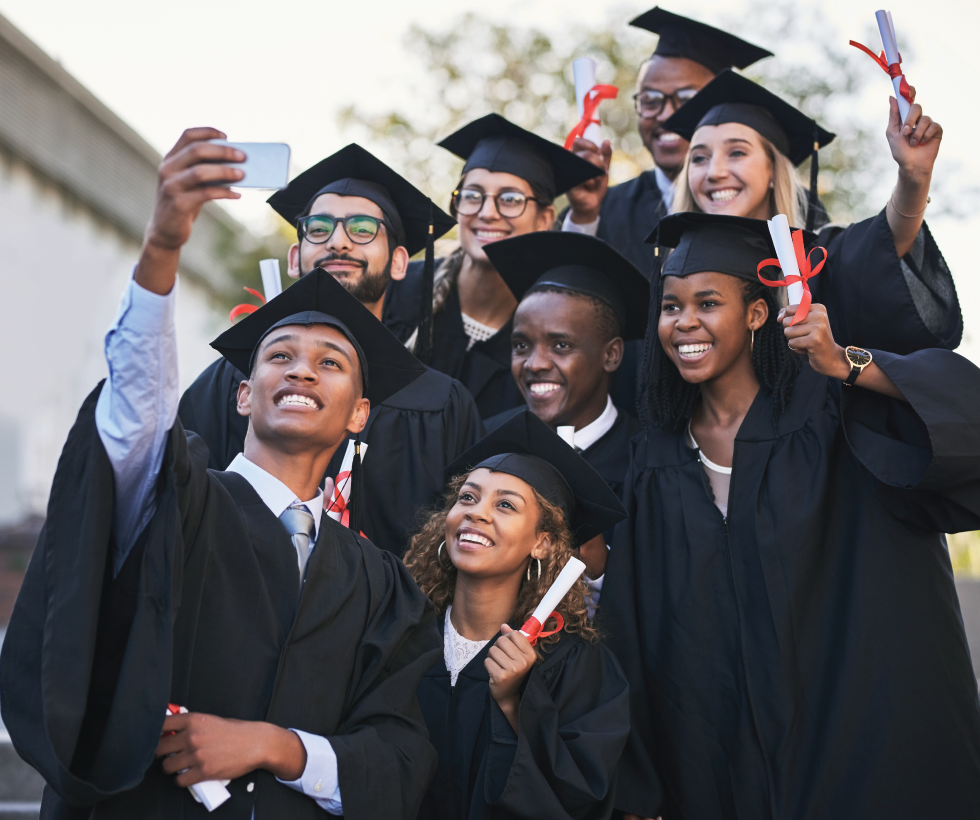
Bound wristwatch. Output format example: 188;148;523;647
843;346;872;386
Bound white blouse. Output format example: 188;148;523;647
444;606;490;687
687;422;732;518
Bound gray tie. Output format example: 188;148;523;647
279;503;315;587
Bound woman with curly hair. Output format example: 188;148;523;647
602;212;980;820
403;410;631;820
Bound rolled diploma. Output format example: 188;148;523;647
572;57;601;145
521;556;586;637
875;9;910;120
165;706;231;812
326;439;368;522
259;258;282;301
556;426;575;447
767;215;805;306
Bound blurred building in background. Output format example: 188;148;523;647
0;12;234;613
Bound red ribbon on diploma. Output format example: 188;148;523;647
229;286;267;322
326;469;353;528
756;229;827;325
849;40;913;107
520;611;565;646
564;84;619;150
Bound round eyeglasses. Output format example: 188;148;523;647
452;188;546;219
632;87;700;119
298;214;390;245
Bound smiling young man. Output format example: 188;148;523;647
480;232;648;580
178;144;485;554
1;129;441;819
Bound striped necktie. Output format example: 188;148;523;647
279;503;315;588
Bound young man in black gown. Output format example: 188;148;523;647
1;129;441;819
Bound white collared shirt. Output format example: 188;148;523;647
654;166;676;213
566;395;618;453
227;453;323;541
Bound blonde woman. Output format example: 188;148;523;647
664;69;960;357
403;411;631;820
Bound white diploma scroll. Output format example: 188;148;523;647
875;10;911;121
165;706;231;812
326;439;368;523
767;215;804;307
572;57;602;145
259;258;282;302
521;556;587;637
556;426;576;448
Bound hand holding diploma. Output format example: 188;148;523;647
757;215;826;327
565;58;616;224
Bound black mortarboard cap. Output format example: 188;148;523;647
438;113;603;203
211;268;425;406
445;410;626;547
650;212;815;283
630;7;773;73
266;143;455;256
483;232;650;341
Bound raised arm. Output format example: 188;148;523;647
95;129;244;571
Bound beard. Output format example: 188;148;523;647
303;252;392;305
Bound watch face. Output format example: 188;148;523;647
846;347;872;368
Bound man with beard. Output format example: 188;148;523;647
179;144;484;554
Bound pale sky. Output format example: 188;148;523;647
3;0;978;358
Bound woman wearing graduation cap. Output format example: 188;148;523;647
403;410;632;820
383;113;605;419
601;212;980;819
661;69;960;356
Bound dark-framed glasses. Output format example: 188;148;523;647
297;214;389;245
632;87;700;119
452;188;546;219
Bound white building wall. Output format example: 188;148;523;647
0;152;220;525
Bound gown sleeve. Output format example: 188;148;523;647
812;211;962;355
481;639;631;820
0;385;209;808
327;547;442;818
840;348;980;532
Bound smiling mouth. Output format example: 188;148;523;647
472;228;509;240
655;131;681;145
457;529;495;548
677;343;712;359
528;382;562;397
708;188;740;203
276;393;319;409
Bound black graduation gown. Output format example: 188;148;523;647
417;619;631;820
177;357;484;554
600;349;980;819
384;262;525;420
0;384;442;820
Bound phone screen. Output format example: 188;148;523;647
208;140;291;189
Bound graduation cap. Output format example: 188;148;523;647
630;7;773;74
438;113;604;203
483;232;650;341
651;211;815;283
662;69;836;230
445;410;626;547
266;145;456;366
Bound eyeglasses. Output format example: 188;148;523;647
452;188;546;219
297;214;390;245
632;87;700;119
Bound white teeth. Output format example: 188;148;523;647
710;189;739;202
473;229;508;238
277;394;317;408
657;132;681;144
459;533;492;547
678;343;711;358
529;383;561;395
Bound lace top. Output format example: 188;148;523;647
444;606;490;687
460;312;498;351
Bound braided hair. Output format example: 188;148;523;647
638;274;801;434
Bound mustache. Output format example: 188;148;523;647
313;253;367;270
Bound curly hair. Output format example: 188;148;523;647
403;472;598;658
638;275;801;434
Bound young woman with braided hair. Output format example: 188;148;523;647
403;410;632;820
602;212;980;820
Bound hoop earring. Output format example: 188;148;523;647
536;557;542;580
437;541;446;563
751;328;755;351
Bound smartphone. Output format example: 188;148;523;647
207;140;291;189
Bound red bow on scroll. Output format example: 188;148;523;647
520;611;565;646
229;286;266;322
564;84;619;150
756;229;827;326
849;40;913;107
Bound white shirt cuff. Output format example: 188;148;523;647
562;210;600;236
277;730;343;814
